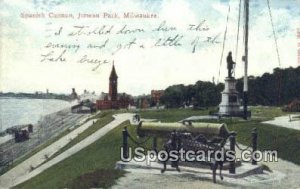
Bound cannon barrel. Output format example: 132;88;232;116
137;121;230;138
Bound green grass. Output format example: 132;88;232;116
228;121;300;165
137;108;212;122
250;106;289;121
86;110;115;121
67;169;124;189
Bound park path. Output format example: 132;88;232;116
0;113;133;188
263;114;300;131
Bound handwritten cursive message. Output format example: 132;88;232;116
40;19;220;71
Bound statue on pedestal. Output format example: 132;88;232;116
226;52;236;78
218;51;243;116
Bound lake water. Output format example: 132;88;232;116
0;98;73;132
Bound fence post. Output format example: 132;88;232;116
251;128;257;165
122;127;128;159
170;132;180;171
229;132;236;174
153;137;157;152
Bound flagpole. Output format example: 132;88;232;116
243;0;249;120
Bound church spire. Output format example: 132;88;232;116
110;61;118;79
109;61;118;101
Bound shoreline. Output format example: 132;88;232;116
0;96;70;101
0;98;76;133
0;106;71;136
0;107;67;142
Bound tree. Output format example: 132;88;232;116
160;66;300;108
160;84;186;108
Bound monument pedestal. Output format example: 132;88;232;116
219;77;243;116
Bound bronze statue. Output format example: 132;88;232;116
226;51;236;78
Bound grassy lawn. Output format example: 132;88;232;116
250;106;289;121
137;108;212;122
228;121;300;165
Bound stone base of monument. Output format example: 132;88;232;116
115;155;266;181
217;77;251;118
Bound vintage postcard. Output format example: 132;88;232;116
0;0;299;188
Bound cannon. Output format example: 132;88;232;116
134;120;236;183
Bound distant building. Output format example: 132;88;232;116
80;90;99;103
151;90;164;104
71;100;96;114
96;64;133;110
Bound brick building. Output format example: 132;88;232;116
96;64;133;110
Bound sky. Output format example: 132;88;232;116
0;0;299;96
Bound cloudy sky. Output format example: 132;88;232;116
0;0;299;96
